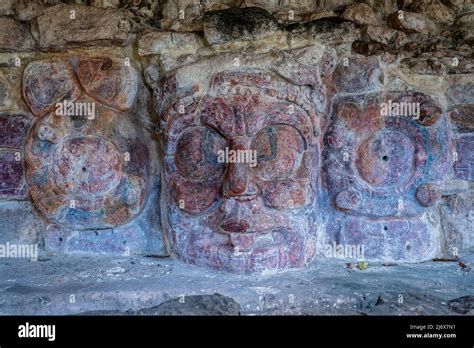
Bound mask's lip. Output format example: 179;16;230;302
220;219;250;233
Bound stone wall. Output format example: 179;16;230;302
0;0;472;273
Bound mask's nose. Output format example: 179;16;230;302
222;141;258;201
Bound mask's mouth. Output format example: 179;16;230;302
228;227;289;252
220;219;250;233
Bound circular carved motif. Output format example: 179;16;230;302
356;131;414;188
22;60;80;117
52;135;122;196
25;109;150;230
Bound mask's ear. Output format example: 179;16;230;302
23;59;81;117
71;56;138;111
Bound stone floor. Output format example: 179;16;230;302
1;249;473;316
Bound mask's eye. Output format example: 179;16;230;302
175;126;227;180
253;125;305;180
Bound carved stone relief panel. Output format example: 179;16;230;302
21;56;157;254
156;48;326;273
322;91;454;261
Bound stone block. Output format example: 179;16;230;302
449;105;474;133
0;113;32;199
333;56;383;93
454;135;473;181
341;3;379;25
387;11;437;34
138;31;205;57
0;18;35;51
203;7;279;45
0;201;43;245
35;4;131;49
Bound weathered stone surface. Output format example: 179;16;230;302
322;91;452;261
0;150;25;198
323;215;438;261
0;113;32;149
449;105;474;133
0;113;32;199
304;9;337;22
399;54;474;75
416;183;442;207
286;17;361;45
0;0;470;276
35;4;131;49
341;3;379;25
23;57;151;231
3;252;474;315
0;75;13;111
453;27;474;46
387;11;437;34
320;47;337;77
444;0;474;13
0;0;15;16
447;295;474;314
446;82;474;105
25;111;151;230
136;294;241;315
360;0;398;17
454;10;474;29
154;48;324;273
0;18;35;51
22;59;82;116
440;191;474;253
160;0;247;31
265;0;322;23
0;201;43;244
73;56;138;111
409;0;455;23
316;0;354;10
245;0;317;14
362;25;408;46
137;31;205;57
333;56;383;93
90;0;120;9
399;57;447;75
44;224;147;255
14;1;46;21
352;41;387;56
454;135;474;181
203;7;279;45
453;11;474;45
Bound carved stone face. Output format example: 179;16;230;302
162;71;320;273
322;91;453;261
